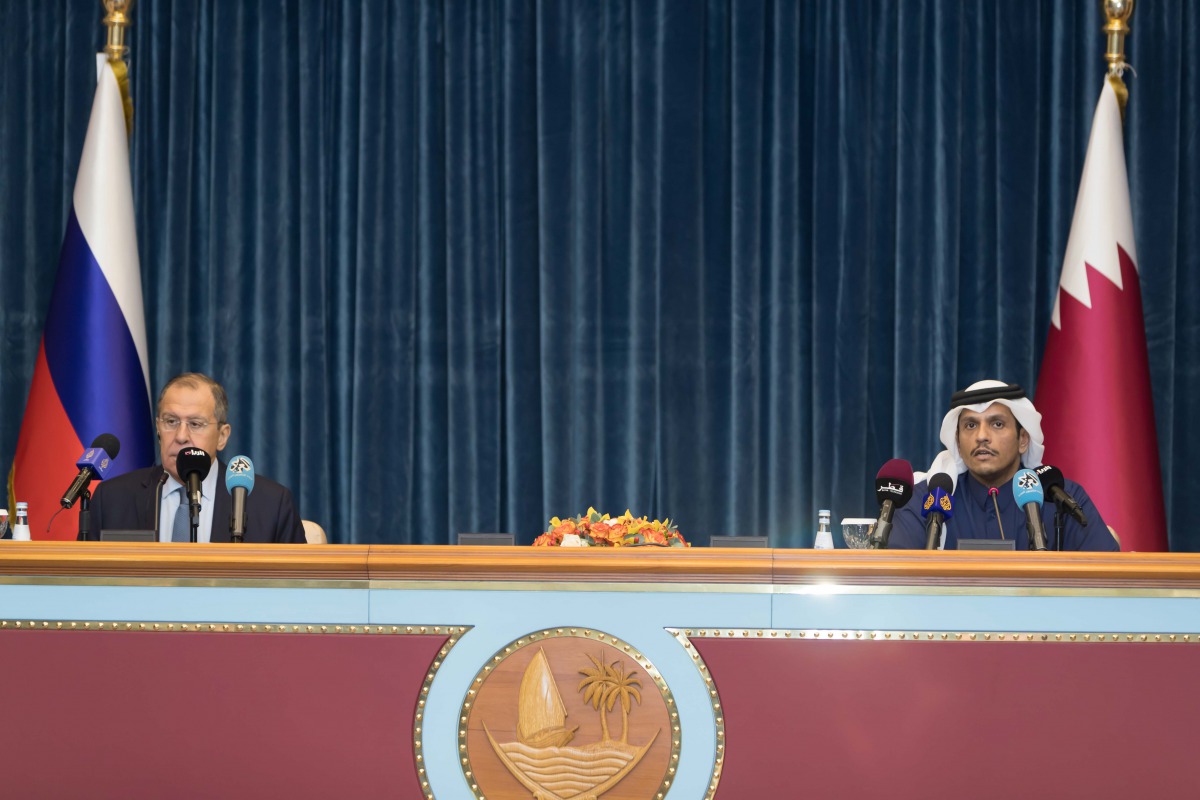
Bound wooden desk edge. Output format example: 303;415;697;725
0;542;1198;587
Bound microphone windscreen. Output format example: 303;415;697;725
1013;469;1045;507
177;447;213;481
90;433;121;460
226;455;256;495
927;472;954;494
1034;464;1065;492
874;459;914;507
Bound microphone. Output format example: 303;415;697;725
869;459;913;549
920;472;955;550
176;447;212;542
1013;469;1048;551
1033;464;1088;526
226;456;255;544
61;434;121;509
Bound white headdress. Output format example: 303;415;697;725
917;379;1045;489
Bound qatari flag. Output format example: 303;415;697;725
9;57;154;539
1035;79;1166;552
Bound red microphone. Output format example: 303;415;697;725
869;459;914;549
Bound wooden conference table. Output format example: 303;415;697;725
1;542;1198;799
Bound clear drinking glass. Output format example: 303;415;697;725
840;518;876;549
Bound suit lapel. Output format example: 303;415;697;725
139;468;168;532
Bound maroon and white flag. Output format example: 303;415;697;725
1035;79;1167;551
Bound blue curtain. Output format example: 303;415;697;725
2;1;1197;548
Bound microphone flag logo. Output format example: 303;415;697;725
229;456;252;474
921;489;954;520
1017;472;1040;491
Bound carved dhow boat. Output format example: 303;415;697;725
517;648;578;748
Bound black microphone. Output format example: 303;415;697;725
176;447;212;543
869;459;913;549
61;434;121;509
1013;469;1049;551
920;472;955;550
225;456;255;544
1033;464;1088;526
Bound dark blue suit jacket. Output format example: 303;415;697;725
888;470;1119;551
79;462;305;543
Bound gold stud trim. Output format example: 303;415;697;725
0;619;470;636
674;628;1200;643
412;626;472;800
668;628;726;800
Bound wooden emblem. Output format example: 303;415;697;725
461;630;678;800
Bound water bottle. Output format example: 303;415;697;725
0;508;8;539
814;509;834;549
12;502;31;541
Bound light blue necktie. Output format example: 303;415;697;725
172;486;191;542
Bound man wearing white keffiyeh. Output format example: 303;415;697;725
888;380;1119;551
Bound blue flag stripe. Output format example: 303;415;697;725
42;209;155;473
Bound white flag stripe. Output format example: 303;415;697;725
72;55;150;394
1051;80;1138;330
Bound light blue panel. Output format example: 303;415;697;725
771;591;1200;633
373;587;771;800
367;586;771;629
0;584;369;624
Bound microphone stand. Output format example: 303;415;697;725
924;517;942;550
153;472;168;540
189;495;201;544
1054;501;1066;551
77;488;92;541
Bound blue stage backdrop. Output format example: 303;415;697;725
1;1;1196;548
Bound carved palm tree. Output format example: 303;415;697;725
606;660;643;744
578;654;617;741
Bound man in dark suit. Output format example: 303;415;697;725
80;372;304;543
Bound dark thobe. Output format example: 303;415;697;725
888;470;1119;551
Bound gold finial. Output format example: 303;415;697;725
1103;0;1134;119
102;0;134;64
102;0;136;136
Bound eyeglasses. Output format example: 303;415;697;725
157;415;221;433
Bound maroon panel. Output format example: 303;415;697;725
0;630;447;798
695;637;1200;799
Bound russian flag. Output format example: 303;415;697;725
9;56;154;539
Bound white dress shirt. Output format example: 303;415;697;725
158;461;219;543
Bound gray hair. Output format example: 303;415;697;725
157;372;229;424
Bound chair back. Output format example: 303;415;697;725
302;519;328;544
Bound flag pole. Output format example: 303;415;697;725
1103;0;1134;118
1033;0;1166;551
102;0;135;136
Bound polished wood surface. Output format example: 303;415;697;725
2;541;1200;588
